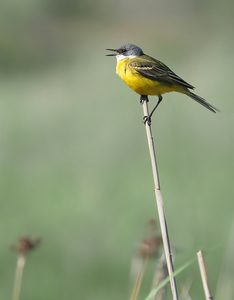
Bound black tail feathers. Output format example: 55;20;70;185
185;90;219;113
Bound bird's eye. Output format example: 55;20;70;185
119;48;126;53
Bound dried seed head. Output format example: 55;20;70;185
11;237;41;256
137;219;162;259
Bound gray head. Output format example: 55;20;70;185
106;43;144;57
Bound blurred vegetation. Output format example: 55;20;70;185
0;0;233;299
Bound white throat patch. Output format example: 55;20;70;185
116;54;137;62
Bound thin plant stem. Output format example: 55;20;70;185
142;99;179;300
197;250;213;300
12;254;26;300
130;257;149;300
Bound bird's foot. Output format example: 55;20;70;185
140;95;149;104
143;116;151;126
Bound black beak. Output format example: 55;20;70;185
106;48;118;56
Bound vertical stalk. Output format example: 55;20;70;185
142;99;179;300
197;250;213;300
12;254;26;300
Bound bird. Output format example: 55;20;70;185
106;43;218;124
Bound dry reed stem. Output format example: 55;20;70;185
12;254;26;300
197;250;213;300
142;99;179;300
130;257;149;300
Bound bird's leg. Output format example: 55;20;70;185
143;95;163;125
140;95;149;104
149;95;163;119
142;95;163;125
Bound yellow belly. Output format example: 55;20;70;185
116;58;177;96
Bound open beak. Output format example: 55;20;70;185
106;48;118;56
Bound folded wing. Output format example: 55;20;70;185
129;55;194;90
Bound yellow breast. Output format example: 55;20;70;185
116;58;176;96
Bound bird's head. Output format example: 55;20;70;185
106;43;143;60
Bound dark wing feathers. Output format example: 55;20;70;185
129;55;194;90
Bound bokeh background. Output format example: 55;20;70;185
0;0;234;299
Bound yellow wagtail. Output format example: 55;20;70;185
106;43;218;124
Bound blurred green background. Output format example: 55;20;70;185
0;0;234;299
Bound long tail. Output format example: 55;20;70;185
185;90;219;113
